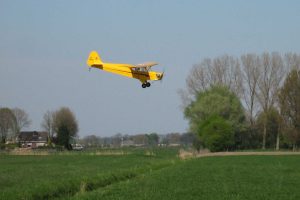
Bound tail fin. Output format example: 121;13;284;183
87;51;103;66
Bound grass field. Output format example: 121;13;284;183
0;148;178;200
1;149;300;200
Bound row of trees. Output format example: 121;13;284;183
0;106;78;150
80;132;196;148
182;52;300;151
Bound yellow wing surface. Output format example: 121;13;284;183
87;51;163;88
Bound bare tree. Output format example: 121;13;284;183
0;108;15;144
256;52;285;149
240;54;261;126
12;108;31;140
186;58;211;97
184;55;242;102
41;110;56;142
285;53;300;71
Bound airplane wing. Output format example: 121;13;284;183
134;62;158;68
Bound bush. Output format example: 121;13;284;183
198;115;234;152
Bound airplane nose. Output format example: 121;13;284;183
156;73;164;80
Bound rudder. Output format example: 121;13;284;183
87;51;103;66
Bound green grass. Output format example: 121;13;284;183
1;149;300;200
0;148;178;200
71;155;300;200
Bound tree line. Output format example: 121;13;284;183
181;52;300;152
1;105;196;150
80;132;196;148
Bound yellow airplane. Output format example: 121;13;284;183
87;51;164;88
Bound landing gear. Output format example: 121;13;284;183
142;82;151;88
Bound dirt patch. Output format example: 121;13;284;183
7;148;50;155
93;151;130;156
197;151;300;157
179;149;300;159
178;149;197;159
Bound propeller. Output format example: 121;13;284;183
159;69;165;84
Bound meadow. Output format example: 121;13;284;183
0;148;178;200
1;148;300;200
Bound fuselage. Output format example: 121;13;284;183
92;63;163;83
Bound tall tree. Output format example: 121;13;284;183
53;107;78;150
279;69;300;150
256;107;281;149
41;110;56;142
182;55;242;105
256;52;285;149
0;108;16;144
240;54;261;126
12;108;31;141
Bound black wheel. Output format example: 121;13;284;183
146;82;151;87
142;83;147;88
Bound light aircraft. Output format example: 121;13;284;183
87;51;164;88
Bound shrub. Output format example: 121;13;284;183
198;115;234;152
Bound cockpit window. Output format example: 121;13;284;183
133;67;148;72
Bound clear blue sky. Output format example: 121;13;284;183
1;0;300;137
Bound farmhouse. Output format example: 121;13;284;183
18;131;48;148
